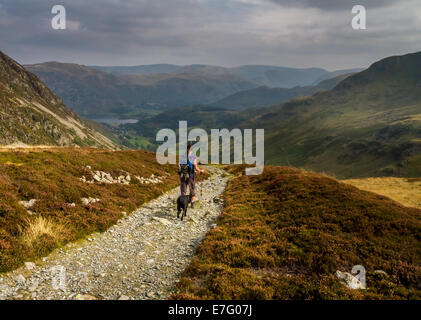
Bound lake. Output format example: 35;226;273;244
92;118;139;126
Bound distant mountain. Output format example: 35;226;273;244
42;62;362;120
228;65;328;88
212;73;354;109
251;51;421;178
91;63;361;88
91;64;181;75
119;72;256;103
26;62;255;118
172;64;231;76
0;51;117;148
26;62;143;118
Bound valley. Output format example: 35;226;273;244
0;49;420;300
116;52;421;178
25;62;358;120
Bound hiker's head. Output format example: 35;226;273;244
187;143;193;155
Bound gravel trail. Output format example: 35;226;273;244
0;167;227;300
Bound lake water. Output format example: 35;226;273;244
92;118;139;126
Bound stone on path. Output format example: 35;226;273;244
152;217;172;226
24;262;36;270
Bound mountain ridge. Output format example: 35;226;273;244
91;63;360;88
251;51;421;178
26;62;256;117
212;73;355;109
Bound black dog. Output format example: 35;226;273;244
177;195;192;221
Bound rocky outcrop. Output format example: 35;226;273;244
335;270;366;290
80;165;165;185
19;199;38;215
81;198;101;206
19;199;37;209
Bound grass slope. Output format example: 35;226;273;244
343;177;421;210
0;148;182;273
173;166;421;300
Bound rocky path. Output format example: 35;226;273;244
0;167;228;300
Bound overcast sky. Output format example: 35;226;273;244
0;0;420;70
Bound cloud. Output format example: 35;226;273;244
0;0;420;69
266;0;396;10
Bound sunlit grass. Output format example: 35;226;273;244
343;177;421;209
21;216;67;246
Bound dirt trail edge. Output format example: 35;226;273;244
0;166;228;300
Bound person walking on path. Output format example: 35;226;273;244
179;143;205;205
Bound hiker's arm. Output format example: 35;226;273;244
194;158;205;173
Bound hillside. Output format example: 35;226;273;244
25;62;148;118
90;64;181;75
0;148;180;273
120;72;255;106
212;73;354;109
250;51;421;178
343;177;421;210
312;68;364;85
173;166;421;300
229;65;327;88
0;52;116;149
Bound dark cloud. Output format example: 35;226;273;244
267;0;396;10
0;0;210;59
0;0;420;69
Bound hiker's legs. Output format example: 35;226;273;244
189;177;196;201
180;177;188;196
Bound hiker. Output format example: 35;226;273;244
179;143;205;205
